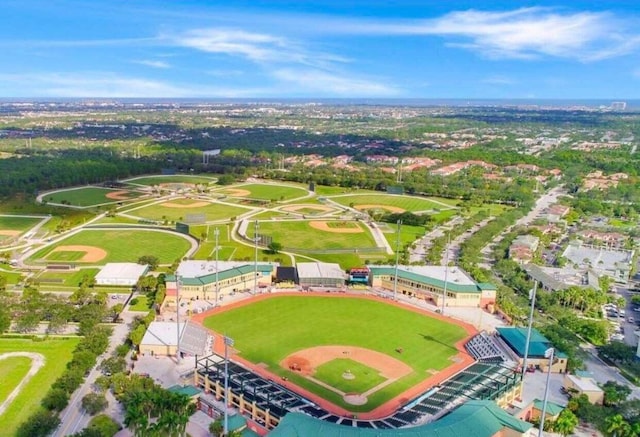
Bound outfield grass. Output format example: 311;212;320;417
45;187;143;207
125;175;217;186
223;183;308;201
125;199;251;223
204;296;467;411
29;229;191;264
248;220;377;251
0;356;31;404
0;337;80;436
0;216;43;232
329;194;456;212
37;268;100;287
314;359;385;394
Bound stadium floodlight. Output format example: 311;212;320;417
254;220;259;295
393;220;402;301
214;228;220;307
176;275;182;364
538;347;555;437
522;281;538;380
224;335;235;436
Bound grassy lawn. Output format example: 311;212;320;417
222;183;308;201
250;210;293;220
329;194;456;213
314;186;377;196
125;200;250;223
204;296;467;411
129;295;151;311
0;215;43;232
0;337;80;436
300;253;371;270
29;229;191;264
248;220;377;251
381;223;427;249
0;356;32;403
0;269;24;284
314;358;385;394
124;175;217;186
44;187;143;207
37;268;100;287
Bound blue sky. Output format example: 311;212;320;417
1;0;639;98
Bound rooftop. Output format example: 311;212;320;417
496;327;566;359
566;374;603;393
370;265;494;293
95;262;149;280
296;262;345;279
141;322;186;347
176;260;276;278
269;400;532;437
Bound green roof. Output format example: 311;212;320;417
496;327;556;358
269;400;532;437
532;399;565;417
228;415;247;431
167;385;201;397
369;267;495;294
241;428;260;437
167;264;274;286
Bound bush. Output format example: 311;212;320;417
129;298;139;306
87;414;121;437
82;392;108;415
42;388;69;411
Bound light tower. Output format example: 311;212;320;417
393;220;402;301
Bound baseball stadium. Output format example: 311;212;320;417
190;293;523;432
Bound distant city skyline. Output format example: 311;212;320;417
1;1;639;99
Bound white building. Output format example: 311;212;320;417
296;262;345;288
95;263;149;286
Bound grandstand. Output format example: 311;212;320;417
194;350;522;431
465;331;518;365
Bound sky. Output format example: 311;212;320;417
1;0;639;99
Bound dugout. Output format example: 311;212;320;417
296;262;345;288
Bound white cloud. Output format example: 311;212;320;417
0;72;269;98
271;69;400;96
132;59;171;69
482;75;516;85
306;7;640;61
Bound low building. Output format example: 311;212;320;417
139;321;211;357
496;327;568;373
564;373;604;404
369;265;497;308
523;263;600;292
165;261;277;304
562;241;634;283
296;262;345;288
95;262;149;286
518;399;565;423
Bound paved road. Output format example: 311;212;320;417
581;343;640;400
54;311;137;437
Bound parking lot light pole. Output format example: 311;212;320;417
393;220;402;301
538;347;555;437
522;281;538;380
176;275;181;364
215;228;220;307
224;335;234;436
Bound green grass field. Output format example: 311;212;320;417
204;296;467;411
125;175;217;186
129;295;151;311
124;199;251;223
381;223;427;249
329;194;457;213
314;359;385;394
29;229;191;264
0;216;43;232
248;220;377;251
45;187;143;207
222;183;308;201
37;268;100;287
0;337;80;436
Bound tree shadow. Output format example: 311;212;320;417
420;334;458;352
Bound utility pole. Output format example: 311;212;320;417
215;227;220;307
522;281;538;379
393;220;402;301
441;232;450;314
175;275;181;364
254;220;259;295
538;348;555;437
223;336;234;436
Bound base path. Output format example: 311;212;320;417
0;352;45;416
51;245;107;262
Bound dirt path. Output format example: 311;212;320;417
51;245;107;262
309;221;364;233
0;352;45;416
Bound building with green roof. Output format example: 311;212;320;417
269;400;532;437
369;265;496;309
496;327;568;373
164;260;277;304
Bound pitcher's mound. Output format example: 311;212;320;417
343;393;367;405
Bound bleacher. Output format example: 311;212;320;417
465;332;517;365
195;353;522;431
180;322;212;356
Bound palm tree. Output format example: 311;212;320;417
554;409;578;437
606;414;631;437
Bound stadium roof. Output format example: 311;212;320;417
269;400;532;437
296;262;345;280
532;399;565;416
496;327;566;359
95;262;149;281
167;262;275;286
369;265;495;293
141;322;185;348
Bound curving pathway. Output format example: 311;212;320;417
0;352;46;416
